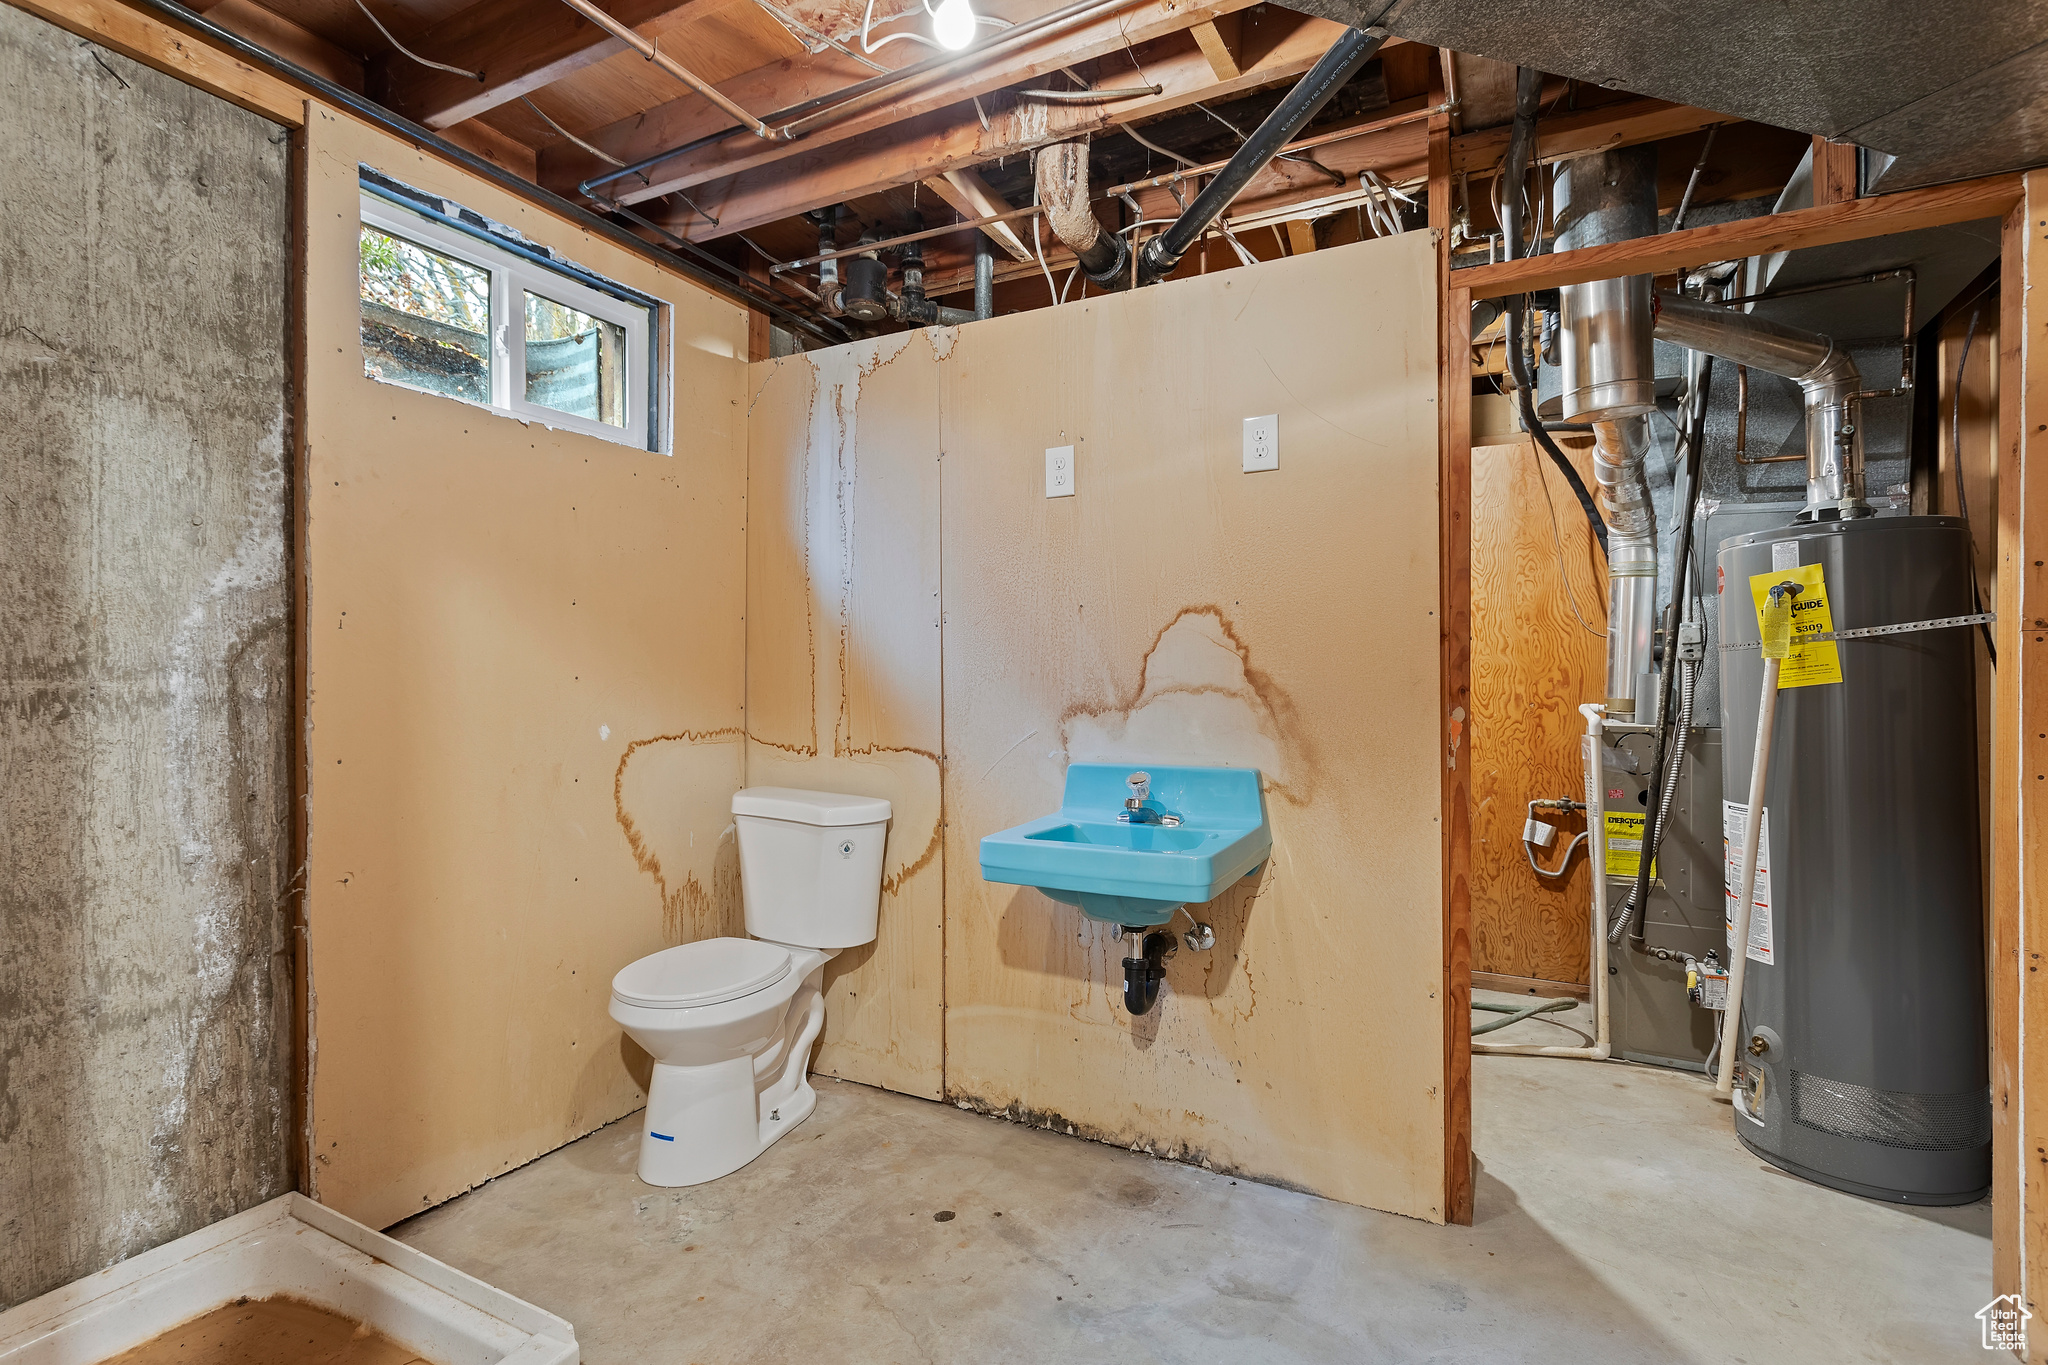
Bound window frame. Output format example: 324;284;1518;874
358;183;661;451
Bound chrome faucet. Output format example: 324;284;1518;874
1119;772;1181;826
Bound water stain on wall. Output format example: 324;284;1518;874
1058;606;1320;807
612;730;745;944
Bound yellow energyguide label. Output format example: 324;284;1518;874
1603;810;1655;878
1748;562;1843;688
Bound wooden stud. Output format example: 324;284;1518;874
1812;134;1861;207
1284;219;1316;255
1433;67;1475;1228
1998;168;2048;1359
1461;174;2025;298
1189;15;1240;82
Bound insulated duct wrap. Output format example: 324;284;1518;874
1035;141;1124;283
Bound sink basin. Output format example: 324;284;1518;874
979;764;1271;926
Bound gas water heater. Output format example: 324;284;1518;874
1717;517;1988;1204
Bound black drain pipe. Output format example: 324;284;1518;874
1122;25;1389;289
1122;931;1177;1015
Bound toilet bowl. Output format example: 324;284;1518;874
610;787;890;1187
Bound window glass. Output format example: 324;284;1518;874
525;292;629;427
359;225;491;404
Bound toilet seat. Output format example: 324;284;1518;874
611;937;792;1010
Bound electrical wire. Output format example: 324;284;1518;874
1124;122;1200;168
355;0;483;80
1030;197;1059;306
860;0;939;52
752;0;889;72
1530;440;1607;638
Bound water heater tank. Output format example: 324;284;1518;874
1717;516;1987;1204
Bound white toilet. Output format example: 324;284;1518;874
609;786;889;1187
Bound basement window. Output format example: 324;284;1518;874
358;173;660;450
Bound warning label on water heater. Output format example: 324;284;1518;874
1722;800;1774;965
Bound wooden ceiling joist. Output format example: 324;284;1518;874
591;12;1356;241
375;0;751;130
1448;95;1737;177
539;0;1326;209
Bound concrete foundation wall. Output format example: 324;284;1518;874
0;8;293;1306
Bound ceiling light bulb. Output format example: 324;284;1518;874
931;0;976;51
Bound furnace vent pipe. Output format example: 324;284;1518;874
1556;147;1660;719
1652;291;1867;516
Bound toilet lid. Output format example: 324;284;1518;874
611;938;792;1009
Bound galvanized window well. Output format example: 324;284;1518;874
358;172;659;451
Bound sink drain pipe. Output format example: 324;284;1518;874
1123;931;1177;1015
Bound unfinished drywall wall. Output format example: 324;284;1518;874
301;105;749;1230
0;9;293;1304
745;333;946;1099
938;233;1444;1217
746;232;1445;1215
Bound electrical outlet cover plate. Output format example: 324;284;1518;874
1046;445;1075;498
1243;414;1278;472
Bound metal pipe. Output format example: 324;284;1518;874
1653;291;1868;515
1100;101;1443;200
550;0;776;139
777;202;1042;271
973;232;995;320
1127;26;1389;288
1035;141;1127;283
1592;415;1658;717
1019;85;1162;101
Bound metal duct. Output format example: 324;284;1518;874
1035;142;1127;285
1651;292;1867;516
1556;147;1660;718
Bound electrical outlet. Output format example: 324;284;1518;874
1046;444;1075;498
1243;414;1279;472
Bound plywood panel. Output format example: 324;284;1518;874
938;232;1446;1218
744;332;947;1101
301;105;749;1229
1468;435;1606;986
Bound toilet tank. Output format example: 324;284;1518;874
731;787;892;949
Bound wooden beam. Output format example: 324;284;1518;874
374;0;748;131
1812;134;1860;206
1433;61;1475;1230
1284;219;1316;255
1459;174;2024;299
10;0;305;123
621;15;1355;242
1449;95;1737;177
439;114;538;180
921;169;1033;262
1998;167;2048;1358
542;0;1309;207
1189;15;1239;81
205;0;363;92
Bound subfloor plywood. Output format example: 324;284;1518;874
301;105;749;1229
744;331;947;1100
938;231;1446;1218
1468;435;1606;985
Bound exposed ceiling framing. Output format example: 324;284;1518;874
182;0;1922;335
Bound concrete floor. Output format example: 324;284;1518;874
394;999;1993;1364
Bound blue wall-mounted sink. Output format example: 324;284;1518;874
979;764;1271;926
